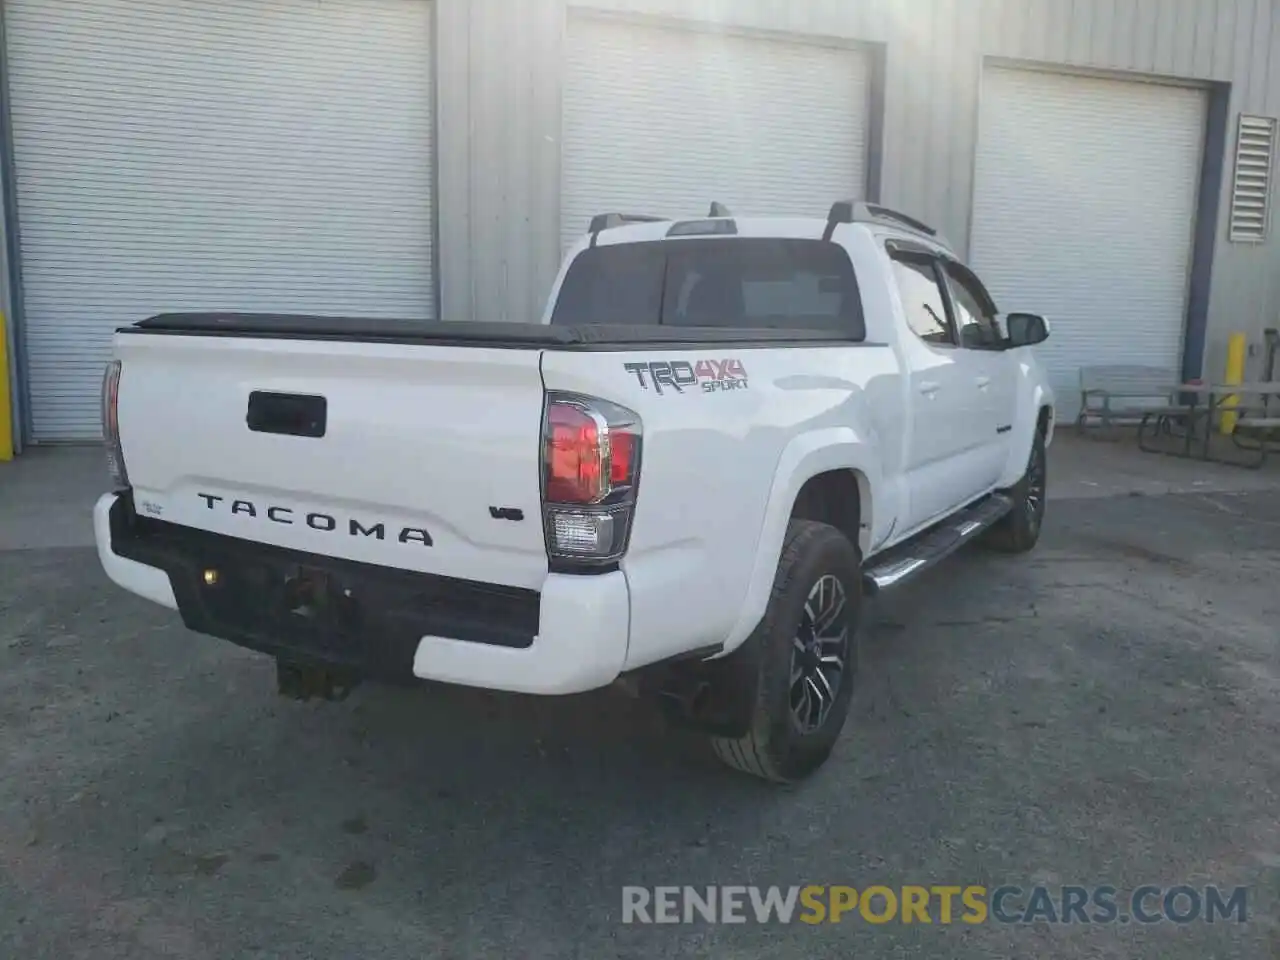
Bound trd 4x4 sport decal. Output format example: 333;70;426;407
623;359;748;395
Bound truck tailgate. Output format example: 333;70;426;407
114;332;549;589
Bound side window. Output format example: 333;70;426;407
889;254;954;346
945;264;1002;350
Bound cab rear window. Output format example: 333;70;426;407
550;237;866;339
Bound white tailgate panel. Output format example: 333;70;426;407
115;333;549;589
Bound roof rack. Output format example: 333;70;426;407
823;200;947;247
587;212;668;246
587;204;734;245
587;212;667;233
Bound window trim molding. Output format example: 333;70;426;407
941;261;1005;351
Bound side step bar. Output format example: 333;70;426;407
862;494;1013;595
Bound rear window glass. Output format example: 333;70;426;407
550;238;865;338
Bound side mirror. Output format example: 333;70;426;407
1006;312;1050;347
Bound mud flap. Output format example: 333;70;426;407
639;635;762;739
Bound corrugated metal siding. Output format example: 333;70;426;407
5;0;436;439
437;0;1280;368
435;0;562;323
560;14;870;251
0;0;1255;391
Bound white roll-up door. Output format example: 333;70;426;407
969;67;1205;419
5;0;436;440
561;15;871;250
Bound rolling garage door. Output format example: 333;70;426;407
969;67;1205;420
5;0;436;441
561;16;870;250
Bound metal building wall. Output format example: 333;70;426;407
436;0;1280;378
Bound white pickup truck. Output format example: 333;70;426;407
95;201;1054;782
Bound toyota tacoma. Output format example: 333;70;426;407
95;200;1054;782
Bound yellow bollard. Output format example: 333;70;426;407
1219;332;1247;435
0;311;12;461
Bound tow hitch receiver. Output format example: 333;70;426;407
276;659;362;702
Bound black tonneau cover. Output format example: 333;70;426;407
124;313;864;349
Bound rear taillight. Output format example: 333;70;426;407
101;360;129;490
541;393;642;567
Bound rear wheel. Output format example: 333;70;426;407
984;429;1047;554
711;520;861;783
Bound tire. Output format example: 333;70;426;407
710;519;862;783
983;429;1047;554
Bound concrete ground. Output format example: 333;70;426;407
1;434;1278;958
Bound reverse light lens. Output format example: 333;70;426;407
549;510;615;555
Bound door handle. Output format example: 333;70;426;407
975;376;991;389
919;381;940;396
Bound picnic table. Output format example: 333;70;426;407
1137;381;1280;466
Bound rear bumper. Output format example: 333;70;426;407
94;492;630;694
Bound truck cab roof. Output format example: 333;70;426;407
578;200;954;256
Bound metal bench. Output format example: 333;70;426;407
1077;365;1180;430
1230;413;1280;467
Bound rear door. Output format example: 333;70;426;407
115;332;550;589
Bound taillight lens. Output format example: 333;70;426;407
545;402;607;503
101;360;129;490
610;431;636;487
542;393;641;567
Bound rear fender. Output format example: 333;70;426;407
998;374;1054;488
721;428;881;653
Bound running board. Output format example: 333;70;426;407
862;494;1013;595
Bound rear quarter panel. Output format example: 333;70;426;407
997;350;1056;487
541;343;902;670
